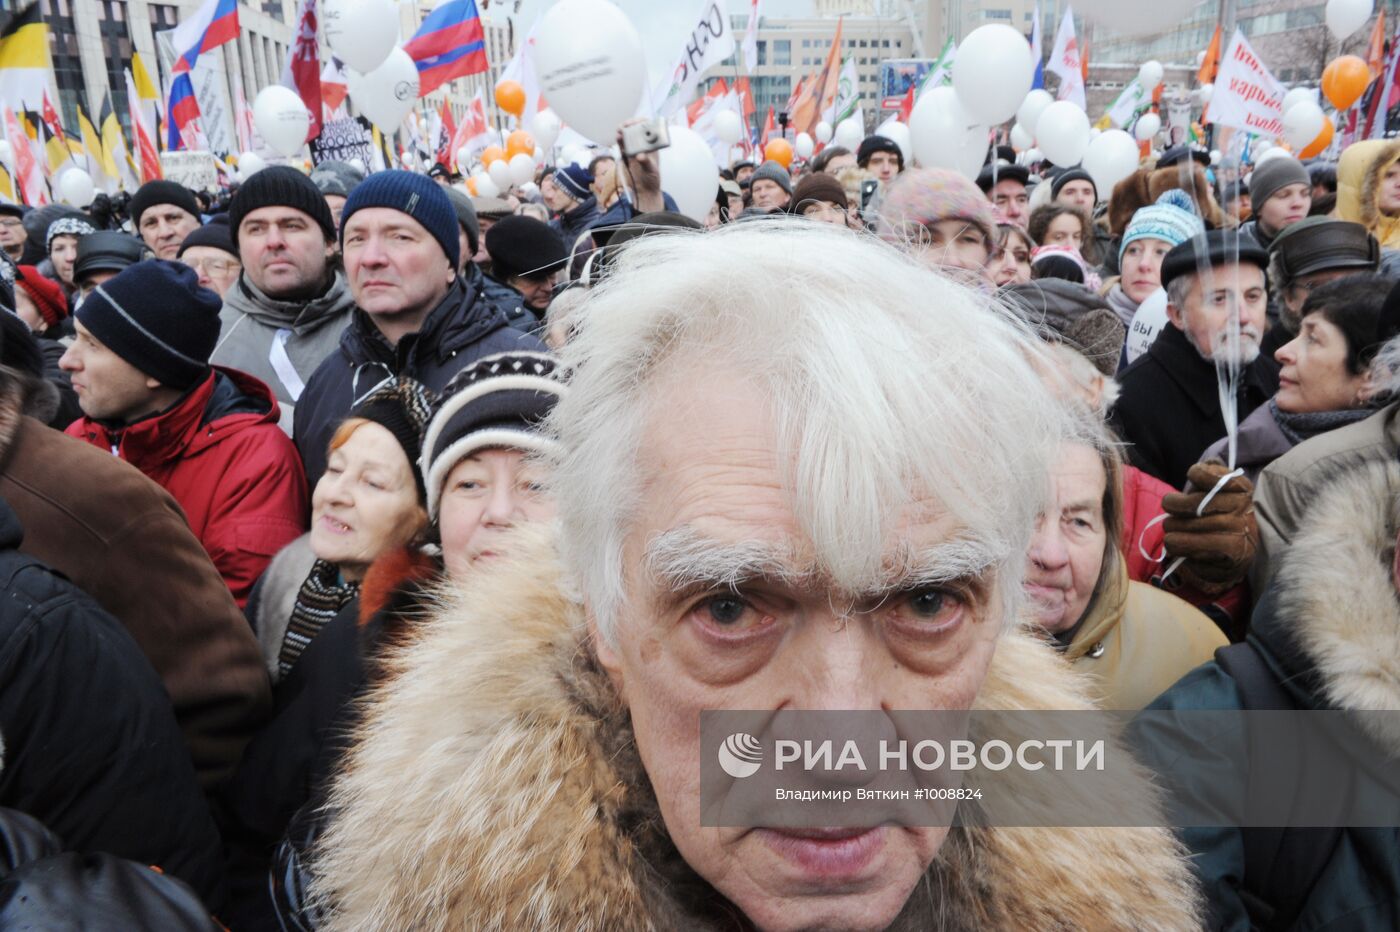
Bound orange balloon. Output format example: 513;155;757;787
764;138;794;168
1299;118;1335;159
480;145;506;167
466;177;479;195
506;129;535;159
1322;55;1369;111
495;80;526;117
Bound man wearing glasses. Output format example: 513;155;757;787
0;204;24;264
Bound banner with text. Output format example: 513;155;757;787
1210;29;1284;137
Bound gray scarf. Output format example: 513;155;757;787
223;268;357;334
1104;282;1140;328
1269;398;1379;446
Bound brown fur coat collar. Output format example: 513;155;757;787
308;535;1201;930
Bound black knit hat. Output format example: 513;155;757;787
76;259;221;390
857;135;903;169
73;231;146;282
177;219;239;260
348;376;437;503
421;352;564;519
1050;168;1097;201
129;180;201;229
228;166;336;251
484;215;566;282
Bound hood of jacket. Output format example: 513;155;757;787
308;531;1200;930
73;366;280;473
1262;457;1400;755
1359;140;1400;247
222;269;357;335
337;274;511;373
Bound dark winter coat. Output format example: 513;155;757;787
293;275;545;490
1109;322;1278;488
473;263;542;334
0;497;225;907
1132;458;1400;931
0;385;269;790
66;367;308;607
551;194;601;253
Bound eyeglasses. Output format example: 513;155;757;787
183;257;240;275
0;218;22;229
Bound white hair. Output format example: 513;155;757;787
545;220;1070;645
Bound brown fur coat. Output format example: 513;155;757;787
307;535;1202;930
1108;163;1229;234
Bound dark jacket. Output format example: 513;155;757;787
552;194;601;252
591;191;681;233
293;275;545;489
0;497;225;907
1109;323;1278;488
1132;459;1400;931
0;385;269;790
472;263;541;334
66;367;309;607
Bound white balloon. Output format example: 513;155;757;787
457;146;473;171
1024;147;1043;164
401;152;415;168
473;172;500;198
1197;83;1214;105
814;120;833;144
1326;0;1373;39
834;117;863;150
253;85;310;158
348;157;366;174
1035;101;1091;167
508;152;535;186
1138;60;1164;91
657;125;719;222
1134;112;1162;143
531;0;646;144
874;119;912;163
952;24;1036;125
714;109;744;145
909;86;987;180
488;159;512;190
530;108;562;150
1010;123;1034;150
1209;149;1222;166
533;146;544;162
562;144;591;167
1283;100;1325;150
348;48;420;131
237;151;267;180
1254;146;1290;166
795;132;815;159
323;0;398;73
1282;86;1317;114
1124;288;1170;363
1081;129;1140;196
0;140;12;166
1090;127;1102;139
59;169;95;207
1016;89;1054;134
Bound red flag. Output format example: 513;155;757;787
449;89;491;169
40;90;66;145
811;17;845;132
1368;11;1388;80
4;107;45;205
898;83;916;122
125;69;162;181
321;59;348;114
281;0;321;140
734;77;756;154
688;78;727;126
759;106;775;148
436;99;456;166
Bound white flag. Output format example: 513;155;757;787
742;0;761;73
828;57;860;124
1209;29;1285;137
505;20;546;126
1105;78;1149;128
1047;6;1086;111
656;0;738;117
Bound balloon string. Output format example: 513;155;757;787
1141;467;1246;585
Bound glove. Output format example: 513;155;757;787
1161;461;1258;595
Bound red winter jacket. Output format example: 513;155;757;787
67;367;308;607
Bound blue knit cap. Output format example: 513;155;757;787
1119;189;1205;264
339;170;460;270
553;164;594;201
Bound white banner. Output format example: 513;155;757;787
1106;78;1149;128
160;150;218;191
1209;29;1284;137
655;0;737;117
1048;6;1085;111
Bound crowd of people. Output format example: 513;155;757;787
0;118;1397;930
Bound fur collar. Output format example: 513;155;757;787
308;532;1200;930
1273;458;1400;753
1360;140;1400;238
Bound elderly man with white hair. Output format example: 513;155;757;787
300;225;1200;930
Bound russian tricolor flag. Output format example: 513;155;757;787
167;73;201;150
404;0;489;96
170;0;239;74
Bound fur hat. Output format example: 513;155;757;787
1109;163;1227;235
1002;278;1126;376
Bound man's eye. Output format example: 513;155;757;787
706;597;748;625
907;590;947;618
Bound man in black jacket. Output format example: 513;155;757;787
294;171;544;489
1110;230;1279;488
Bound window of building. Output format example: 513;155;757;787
757;39;766;66
39;0;83;129
858;39;867;47
882;39;890;48
985;8;1012;20
802;38;810;48
97;0;134;134
773;39;790;65
261;0;284;22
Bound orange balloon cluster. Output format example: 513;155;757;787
1322;55;1369;111
764;138;793;168
480;145;506;166
1299;118;1335;159
495;80;525;118
506;129;535;158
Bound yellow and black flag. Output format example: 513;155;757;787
0;5;51;114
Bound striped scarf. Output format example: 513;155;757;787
278;558;360;679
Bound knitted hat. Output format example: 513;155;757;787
45;216;94;253
1002;278;1127;377
348;376;437;503
484;215;567;282
1119;190;1206;263
177;219;238;259
444;186;481;257
751;160;793;195
1050;168;1097;201
229;165;336;250
857;135;903;169
74;231;147;282
309;159;366;198
76;259;221;390
14;265;66;327
553;164;594;201
421;351;564;520
129;180;201;229
791;172;849;214
1160;229;1269;289
877;167;997;246
340;170;460;271
1247;154;1310;209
